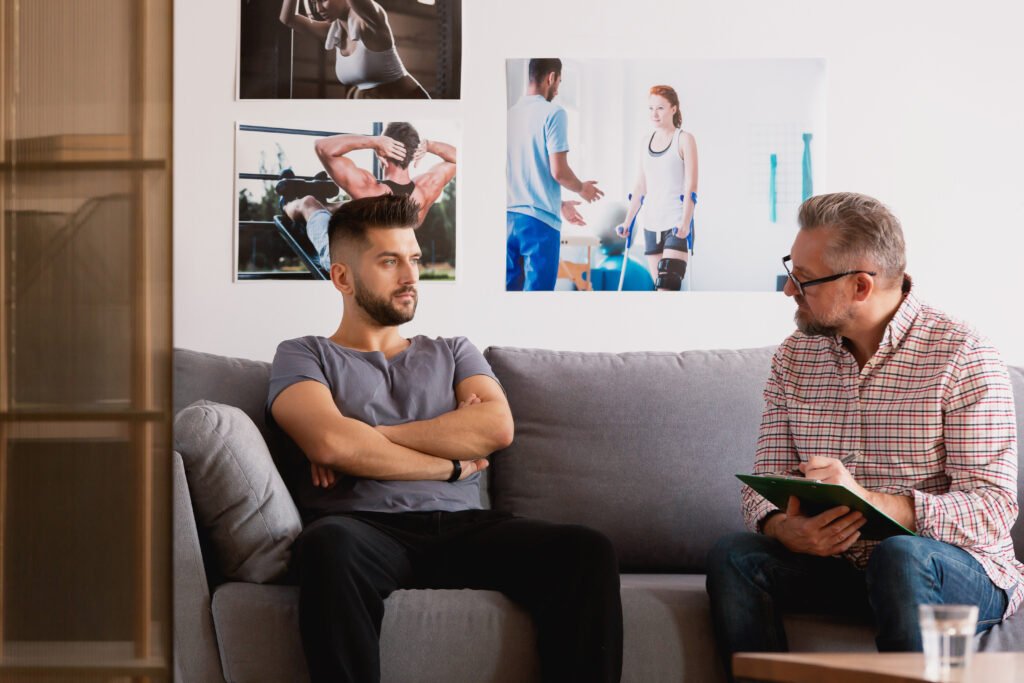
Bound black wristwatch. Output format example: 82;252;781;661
446;459;461;483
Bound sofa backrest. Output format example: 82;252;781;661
485;347;1024;574
174;348;272;436
484;346;775;573
173;347;1024;575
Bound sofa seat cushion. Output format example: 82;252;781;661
174;400;302;583
208;572;1024;683
210;575;733;683
977;609;1024;651
211;583;540;683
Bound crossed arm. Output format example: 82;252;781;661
270;374;513;484
376;374;505;459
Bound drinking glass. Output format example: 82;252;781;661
919;604;978;678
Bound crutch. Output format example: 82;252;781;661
672;192;698;253
617;194;644;292
674;192;697;288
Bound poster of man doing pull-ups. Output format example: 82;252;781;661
238;0;462;99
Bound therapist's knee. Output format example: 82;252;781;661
866;536;939;592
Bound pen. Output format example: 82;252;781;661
786;451;859;477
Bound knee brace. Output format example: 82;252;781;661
664;232;689;253
656;257;687;290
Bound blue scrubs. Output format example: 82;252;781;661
506;212;561;291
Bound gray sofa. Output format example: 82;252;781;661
173;345;1024;683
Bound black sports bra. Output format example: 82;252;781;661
379;179;416;196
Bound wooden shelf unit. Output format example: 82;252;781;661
0;0;172;679
0;159;167;172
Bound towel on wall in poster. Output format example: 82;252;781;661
238;0;462;100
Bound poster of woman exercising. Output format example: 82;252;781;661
239;0;462;99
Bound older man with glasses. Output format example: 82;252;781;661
705;192;1022;682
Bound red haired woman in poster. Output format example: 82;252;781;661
617;85;699;290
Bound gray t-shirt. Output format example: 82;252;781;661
266;335;499;520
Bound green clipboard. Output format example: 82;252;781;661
736;474;916;541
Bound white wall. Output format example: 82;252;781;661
175;0;1024;364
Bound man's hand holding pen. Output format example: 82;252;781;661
799;454;870;500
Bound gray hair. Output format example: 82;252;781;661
798;192;906;284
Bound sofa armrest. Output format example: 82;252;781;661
173;450;227;683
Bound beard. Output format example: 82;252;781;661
794;299;853;338
354;280;417;327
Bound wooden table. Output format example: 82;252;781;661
733;652;1024;683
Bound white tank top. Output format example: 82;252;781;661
326;16;409;91
641;127;686;233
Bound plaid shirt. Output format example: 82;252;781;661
742;281;1023;617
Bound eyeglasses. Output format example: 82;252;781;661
782;255;876;297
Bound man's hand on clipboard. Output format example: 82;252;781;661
764;496;867;558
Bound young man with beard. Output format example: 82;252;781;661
267;195;623;683
705;192;1022;681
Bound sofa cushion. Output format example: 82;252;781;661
485;346;775;572
211;583;541;683
210;576;730;683
208;574;1023;683
174;400;302;583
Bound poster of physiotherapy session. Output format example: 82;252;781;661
235;119;459;281
238;0;462;99
506;58;826;293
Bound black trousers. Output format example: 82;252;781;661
293;509;623;683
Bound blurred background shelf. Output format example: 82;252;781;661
0;159;167;171
0;410;167;422
0;0;172;677
0;639;167;677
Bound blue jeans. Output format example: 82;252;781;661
506;211;560;291
705;533;1009;681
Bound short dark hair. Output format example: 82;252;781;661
528;58;562;85
382;122;420;169
328;195;420;264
